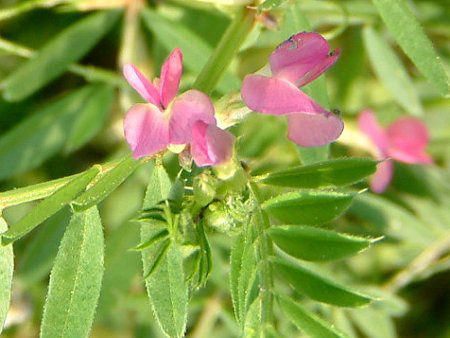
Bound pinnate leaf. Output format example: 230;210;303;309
40;207;104;338
259;158;377;188
263;191;355;225
271;257;372;307
268;225;374;261
0;218;13;335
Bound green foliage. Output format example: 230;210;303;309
0;217;13;335
268;225;374;261
278;295;348;338
271;257;372;307
258;158;378;188
263;191;355;225
371;0;449;95
363;27;423;116
1;166;99;245
1;10;121;101
40;207;104;338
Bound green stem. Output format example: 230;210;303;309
192;7;255;94
248;181;274;326
0;37;125;87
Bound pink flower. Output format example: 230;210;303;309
123;48;235;167
241;32;343;147
358;110;432;193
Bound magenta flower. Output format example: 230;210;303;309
358;110;432;193
241;32;343;147
123;48;234;166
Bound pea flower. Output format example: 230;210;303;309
358;110;432;193
123;48;235;166
241;32;343;147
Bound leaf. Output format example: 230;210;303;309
363;27;423;116
18;208;70;284
258;0;287;11
72;156;142;211
268;225;374;261
230;230;258;326
258;158;378;188
243;297;262;338
65;84;114;153
271;257;372;307
0;217;13;335
371;0;449;96
278;295;348;338
1;166;99;245
0;86;95;180
262;191;355;225
141;8;240;94
141;166;187;338
1;10;121;101
132;228;169;251
40;207;104;338
145;241;188;338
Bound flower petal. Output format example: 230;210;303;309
241;75;328;115
191;121;235;167
287;111;344;147
370;160;394;193
386;117;432;164
123;64;161;107
123;104;168;159
159;48;183;108
269;32;339;86
358;110;389;154
168;89;216;145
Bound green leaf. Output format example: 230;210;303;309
72;156;142;211
271;257;372;307
0;217;13;335
0;86;95;180
141;166;187;338
371;0;449;96
258;0;287;11
278;295;348;338
243;297;262;338
268;225;373;261
363;27;423;116
230;231;258;327
1;166;99;245
258;158;377;188
40;207;104;338
65;84;114;153
145;241;188;338
349;307;396;338
18;208;69;284
141;8;240;94
262;191;355;225
1;10;121;101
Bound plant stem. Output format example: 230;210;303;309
192;7;255;94
248;181;274;326
0;37;125;87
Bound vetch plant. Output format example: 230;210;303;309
0;1;448;338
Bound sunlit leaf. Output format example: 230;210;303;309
1;166;99;245
0;217;13;335
40;207;104;338
72;156;142;211
278;295;348;338
363;27;423;116
65;84;114;153
372;0;448;95
349;307;396;338
1;10;121;101
268;225;374;261
271;257;372;307
263;191;355;225
259;158;377;188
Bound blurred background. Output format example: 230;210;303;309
0;0;449;337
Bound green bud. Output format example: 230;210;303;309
193;172;217;207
